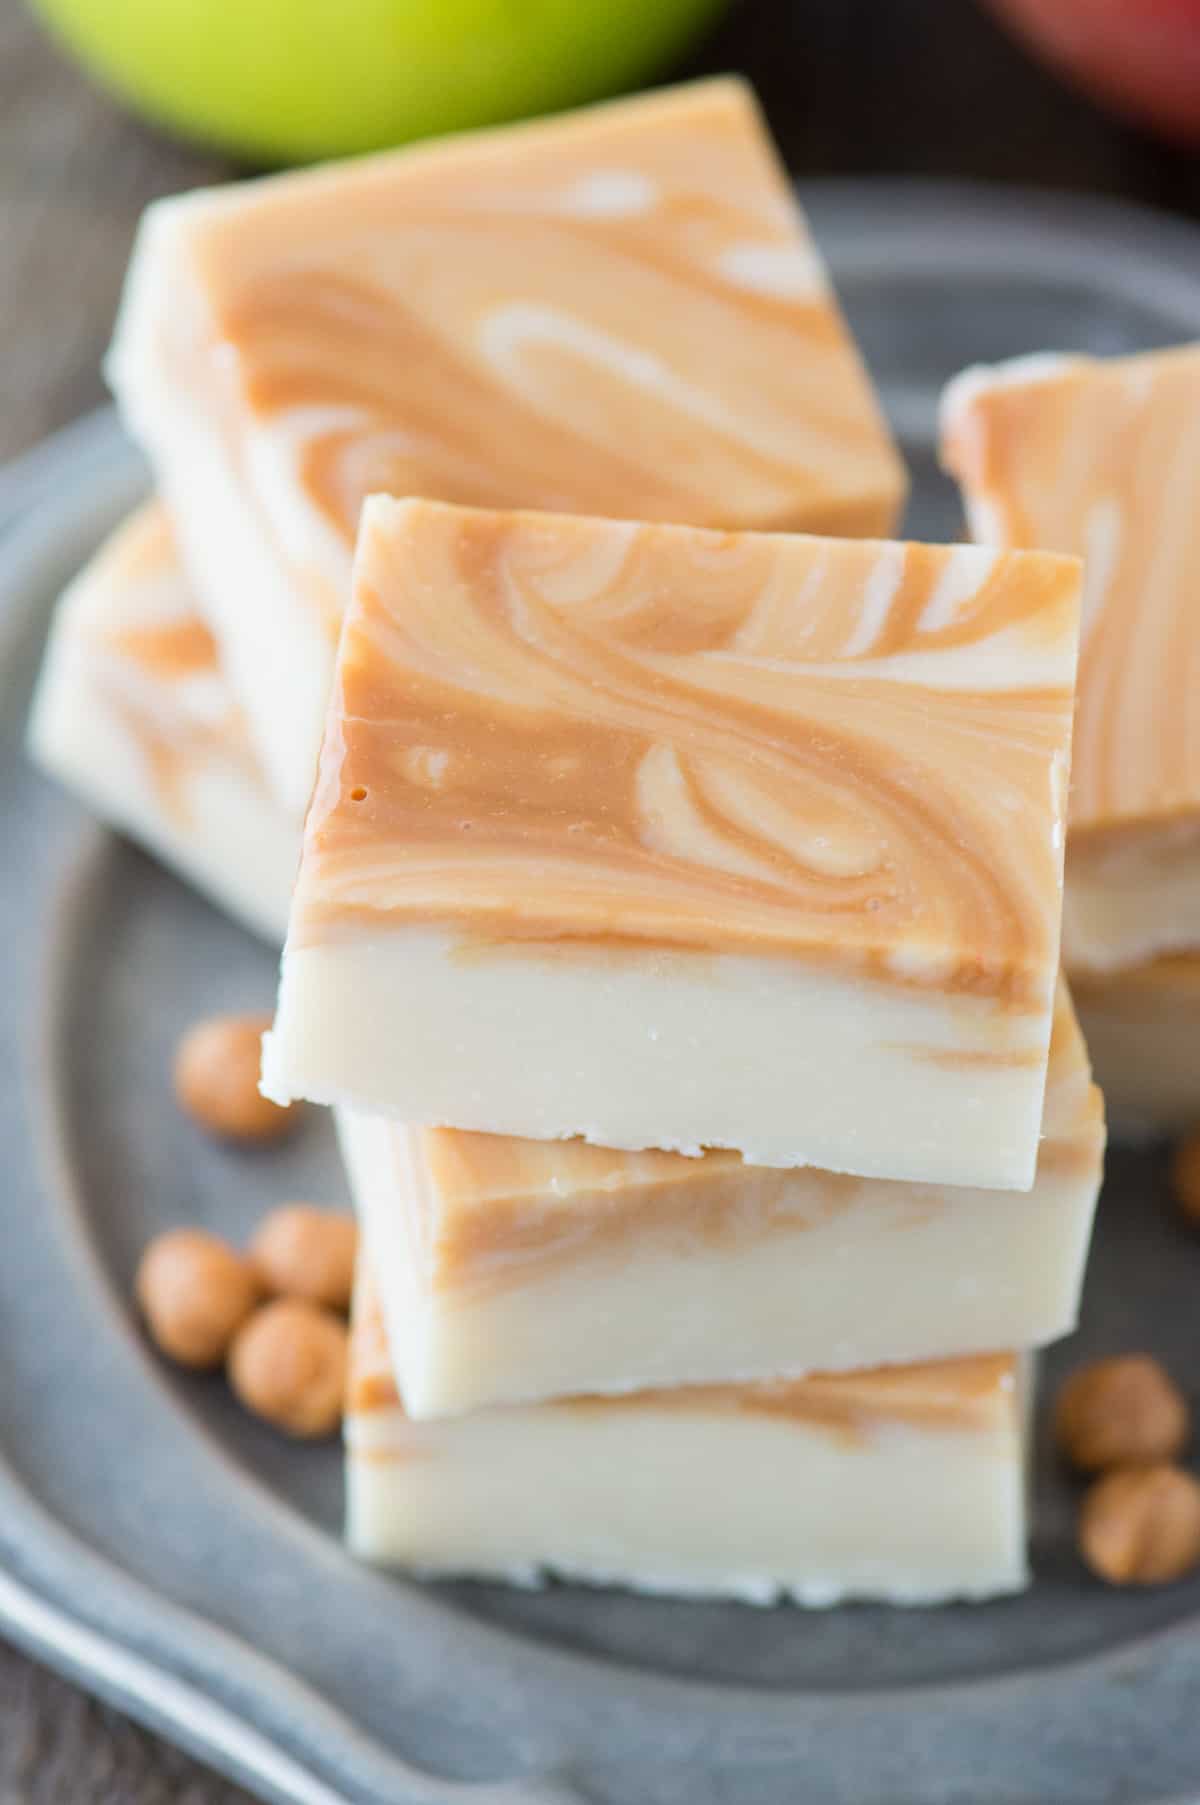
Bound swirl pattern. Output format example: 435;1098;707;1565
294;497;1080;1008
153;78;905;589
942;346;1200;837
68;503;262;825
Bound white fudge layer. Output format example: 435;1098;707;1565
105;201;366;816
346;1349;1031;1607
155;387;335;821
27;504;299;943
265;930;1055;1188
336;984;1101;1416
943;347;1200;976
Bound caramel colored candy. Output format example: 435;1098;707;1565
228;1299;347;1438
1080;1465;1200;1587
251;1205;358;1312
174;1011;297;1143
136;1228;261;1369
1054;1355;1189;1474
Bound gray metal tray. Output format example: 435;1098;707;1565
2;181;1200;1805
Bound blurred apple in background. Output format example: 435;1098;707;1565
27;0;726;163
983;0;1200;143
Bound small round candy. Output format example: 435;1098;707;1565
250;1205;358;1312
228;1299;348;1439
173;1011;298;1144
136;1228;261;1369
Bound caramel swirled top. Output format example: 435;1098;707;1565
348;1256;1019;1437
65;501;263;822
118;77;904;635
75;502;224;688
294;497;1081;996
941;345;1200;838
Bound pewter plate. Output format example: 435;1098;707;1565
3;182;1200;1805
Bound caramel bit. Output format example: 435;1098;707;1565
1170;1132;1200;1229
250;1205;358;1313
174;1011;298;1144
1079;1465;1200;1587
136;1228;261;1370
228;1299;348;1439
1054;1356;1189;1474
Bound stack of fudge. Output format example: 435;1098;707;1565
28;78;1107;1606
942;346;1200;1140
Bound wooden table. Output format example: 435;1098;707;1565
3;0;1198;1795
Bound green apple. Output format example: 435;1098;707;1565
29;0;728;163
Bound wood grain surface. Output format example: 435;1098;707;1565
2;0;1199;1797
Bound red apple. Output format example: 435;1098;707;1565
984;0;1200;143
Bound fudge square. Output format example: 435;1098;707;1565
263;498;1082;1189
941;346;1200;976
338;983;1102;1419
345;1257;1031;1604
106;77;906;816
28;502;297;944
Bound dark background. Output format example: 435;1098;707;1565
2;0;1199;1794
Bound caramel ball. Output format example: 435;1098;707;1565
227;1299;347;1438
1054;1355;1189;1474
250;1205;358;1312
173;1011;297;1144
1170;1131;1200;1228
136;1228;261;1369
1080;1464;1200;1586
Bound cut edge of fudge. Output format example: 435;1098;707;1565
335;979;1101;1418
26;499;297;943
265;497;1081;1190
343;1255;1031;1606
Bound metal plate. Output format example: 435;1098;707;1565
3;182;1200;1805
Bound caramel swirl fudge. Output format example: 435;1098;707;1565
28;503;297;941
107;78;905;815
263;497;1082;1187
345;1259;1032;1604
338;984;1101;1417
942;346;1200;977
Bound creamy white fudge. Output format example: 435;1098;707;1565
107;77;906;815
345;1261;1032;1605
942;345;1200;977
337;984;1102;1417
28;503;297;942
264;497;1082;1188
1072;956;1200;1140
